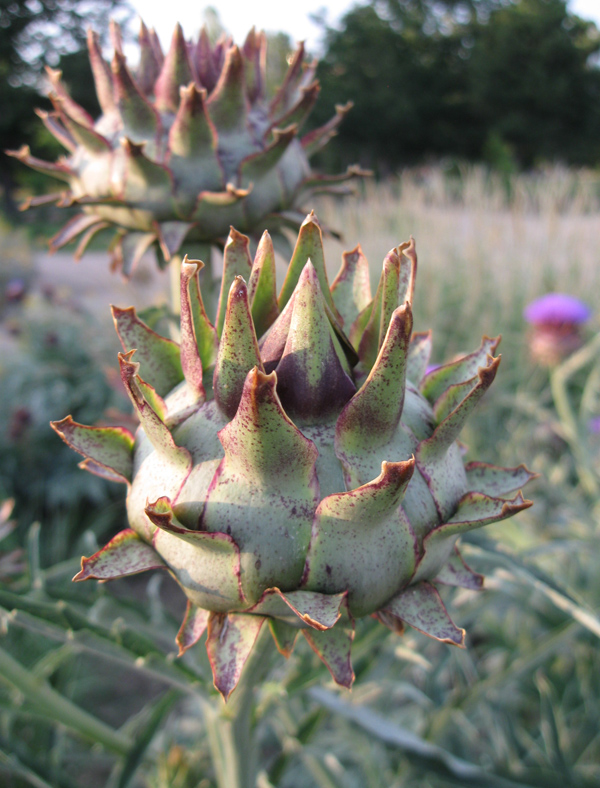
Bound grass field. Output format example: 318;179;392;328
319;166;600;353
2;167;600;787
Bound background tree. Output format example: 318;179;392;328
312;0;600;172
466;0;600;167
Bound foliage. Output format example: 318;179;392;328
0;0;128;81
1;342;599;786
1;174;600;785
313;0;600;171
0;499;24;583
0;285;128;565
0;218;34;313
465;0;600;167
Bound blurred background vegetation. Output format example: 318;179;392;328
312;0;600;173
5;0;600;208
2;1;600;787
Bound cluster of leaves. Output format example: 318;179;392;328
0;267;129;565
313;0;600;171
0;218;34;313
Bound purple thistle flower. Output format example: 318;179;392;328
524;294;591;327
523;294;591;366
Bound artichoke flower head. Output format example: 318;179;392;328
10;21;366;277
53;213;534;700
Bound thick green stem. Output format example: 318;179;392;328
0;644;131;755
202;623;274;788
550;333;600;498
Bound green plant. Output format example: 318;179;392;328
0;218;34;314
52;212;533;727
0;499;23;582
0;291;127;563
5;173;600;788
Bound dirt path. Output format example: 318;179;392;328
34;250;169;334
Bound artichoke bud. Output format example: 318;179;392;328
53;212;535;700
10;23;369;276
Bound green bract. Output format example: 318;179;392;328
53;213;534;699
10;22;364;276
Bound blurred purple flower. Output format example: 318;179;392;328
524;294;591;326
589;417;600;434
5;277;26;303
524;293;592;366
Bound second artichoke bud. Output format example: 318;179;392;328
11;21;367;276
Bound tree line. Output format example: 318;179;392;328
1;0;600;218
311;0;600;172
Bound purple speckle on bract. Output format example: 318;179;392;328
524;294;592;326
425;364;441;375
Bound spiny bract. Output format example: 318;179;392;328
9;21;365;277
53;213;534;700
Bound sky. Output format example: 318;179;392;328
128;0;352;53
127;0;600;54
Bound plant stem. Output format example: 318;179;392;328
0;644;131;756
202;623;274;788
550;333;600;498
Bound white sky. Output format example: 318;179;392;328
128;0;600;54
128;0;353;53
571;0;600;28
